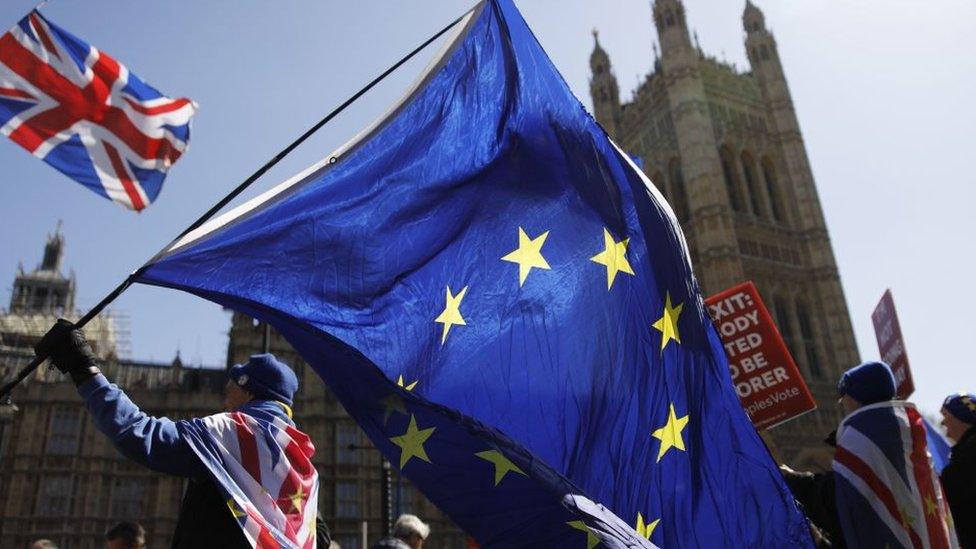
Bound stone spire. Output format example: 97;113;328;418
588;29;621;138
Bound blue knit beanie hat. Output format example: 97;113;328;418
837;361;896;405
228;353;299;406
942;393;976;425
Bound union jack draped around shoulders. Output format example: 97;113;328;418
833;400;958;549
178;411;319;549
0;10;195;211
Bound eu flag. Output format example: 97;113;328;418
137;0;811;546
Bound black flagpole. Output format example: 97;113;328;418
0;9;470;401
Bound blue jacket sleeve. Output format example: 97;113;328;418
78;374;205;478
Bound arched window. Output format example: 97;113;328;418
652;170;668;204
719;147;744;212
665;11;676;27
774;297;795;352
669;158;691;223
740;152;765;217
761;156;785;223
795;300;822;378
760;45;770;60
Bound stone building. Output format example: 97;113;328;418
589;0;860;467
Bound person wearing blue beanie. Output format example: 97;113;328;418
781;361;900;547
34;321;330;548
940;392;976;546
836;361;896;414
226;353;300;413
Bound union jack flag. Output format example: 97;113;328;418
0;10;195;211
834;401;958;549
178;411;320;548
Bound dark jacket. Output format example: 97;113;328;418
942;427;976;548
78;374;328;548
781;469;844;549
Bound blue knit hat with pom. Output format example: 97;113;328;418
943;393;976;425
837;361;896;405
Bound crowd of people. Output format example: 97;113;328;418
781;361;974;547
29;321;974;548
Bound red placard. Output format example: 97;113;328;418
705;281;817;430
871;289;914;398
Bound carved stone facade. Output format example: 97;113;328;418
589;0;860;468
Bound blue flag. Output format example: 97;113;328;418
137;1;810;546
924;417;951;474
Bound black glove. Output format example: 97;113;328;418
34;319;101;386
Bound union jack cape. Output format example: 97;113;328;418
833;401;958;549
0;10;195;211
178;411;319;549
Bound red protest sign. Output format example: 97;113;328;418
871;289;914;398
705;281;817;430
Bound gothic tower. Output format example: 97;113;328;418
743;0;860;388
589;30;621;139
652;0;744;292
9;225;75;315
589;1;861;468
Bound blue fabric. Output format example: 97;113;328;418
838;361;896;405
228;353;299;405
77;374;292;478
924;417;951;474
136;0;810;546
942;392;976;426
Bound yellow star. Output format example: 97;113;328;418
590;228;634;289
897;502;914;529
288;485;306;512
396;374;419;391
501;227;551;286
227;498;247;519
434;285;468;344
651;292;683;352
963;395;976;411
635;512;660;539
390;415;436;469
924;494;939;517
475;449;526;486
651;404;689;462
566;520;600;549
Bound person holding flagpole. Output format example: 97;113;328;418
34;320;326;548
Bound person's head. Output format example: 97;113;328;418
30;540;57;549
837;361;896;415
224;353;298;412
105;522;145;549
940;392;976;443
393;514;430;549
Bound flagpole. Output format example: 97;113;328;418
0;8;472;401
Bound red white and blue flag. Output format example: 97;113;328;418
833;401;958;549
178;411;319;549
0;10;195;211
